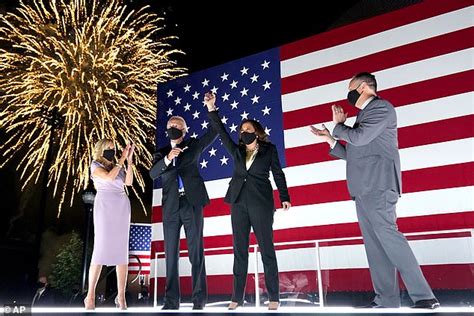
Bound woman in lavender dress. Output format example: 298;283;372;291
83;139;134;310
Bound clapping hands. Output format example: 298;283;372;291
310;124;336;146
332;104;347;124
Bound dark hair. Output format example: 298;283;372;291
238;119;269;145
352;72;377;91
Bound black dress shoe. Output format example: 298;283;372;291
412;299;440;309
161;304;179;310
192;303;204;310
356;301;386;308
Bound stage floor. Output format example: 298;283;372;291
3;306;472;315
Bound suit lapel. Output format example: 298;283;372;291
247;142;268;173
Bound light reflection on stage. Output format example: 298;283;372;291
2;305;472;314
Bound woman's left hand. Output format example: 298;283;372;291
282;201;291;211
127;143;135;162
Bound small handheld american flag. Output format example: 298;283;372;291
128;223;152;276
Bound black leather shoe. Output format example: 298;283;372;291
356;301;386;308
412;299;440;309
192;303;204;310
161;304;179;310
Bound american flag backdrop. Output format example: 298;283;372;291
128;223;152;275
150;0;474;296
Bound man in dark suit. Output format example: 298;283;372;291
311;72;439;309
149;115;217;310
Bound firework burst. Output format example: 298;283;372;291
0;0;185;216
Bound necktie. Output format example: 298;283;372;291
173;158;185;193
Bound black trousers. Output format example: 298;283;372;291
163;195;207;307
230;186;279;303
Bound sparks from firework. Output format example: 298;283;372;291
0;0;185;216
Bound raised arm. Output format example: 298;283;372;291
195;121;218;153
204;92;239;156
93;145;129;181
333;102;390;146
309;124;346;160
124;143;135;186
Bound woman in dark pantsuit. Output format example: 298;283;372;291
204;92;291;310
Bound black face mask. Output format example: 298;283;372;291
241;132;257;145
167;127;183;140
37;282;46;288
347;88;361;106
103;149;115;162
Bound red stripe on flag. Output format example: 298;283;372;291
151;211;474;253
152;161;474;221
161;232;473;257
283;70;474;130
128;263;150;267
282;27;474;94
152;206;163;223
286;115;474;167
280;0;473;60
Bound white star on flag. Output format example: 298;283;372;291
264;127;271;135
192;110;200;119
184;103;191;111
250;74;259;82
191;132;198;139
174;97;182;105
202;78;210;87
208;147;217;157
201;120;209;129
261;60;270;69
262;106;271;115
184;84;191;92
229;123;238;133
263;81;272;90
230;101;239;109
200;159;208;168
240;111;249;120
221;73;229;81
240;66;249;75
220;156;229;165
240;87;249;97
251;95;260;104
166;108;173;116
230;80;238;89
192;91;200;99
211;86;219;94
221;116;228;124
222;93;230;101
166;89;174;97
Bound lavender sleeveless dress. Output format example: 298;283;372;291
90;161;131;266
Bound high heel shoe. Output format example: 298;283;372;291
228;301;240;310
83;297;95;310
115;296;127;310
268;301;280;310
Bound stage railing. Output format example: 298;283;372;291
152;228;474;308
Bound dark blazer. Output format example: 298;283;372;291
208;111;290;211
330;97;402;197
149;128;217;217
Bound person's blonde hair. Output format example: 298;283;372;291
92;139;114;164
